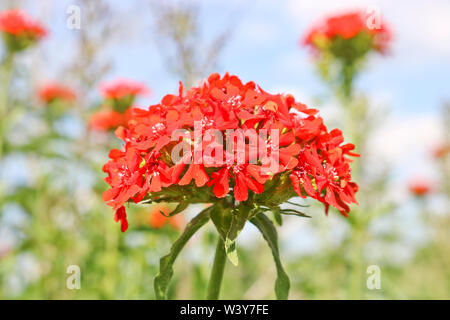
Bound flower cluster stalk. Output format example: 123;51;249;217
206;237;227;300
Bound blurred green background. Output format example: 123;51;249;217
0;0;449;299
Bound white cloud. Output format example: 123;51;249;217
369;113;443;178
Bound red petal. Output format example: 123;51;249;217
179;164;195;186
303;175;317;198
194;165;209;187
109;149;124;159
114;206;129;232
211;168;230;198
245;175;264;194
246;164;269;184
290;174;305;198
234;172;248;202
126;148;140;171
103;187;120;202
149;173;162;192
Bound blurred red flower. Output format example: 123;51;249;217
433;144;450;159
102;73;358;232
38;82;76;104
0;9;47;40
303;11;391;53
89;108;134;131
149;205;184;230
100;78;150;100
409;178;432;197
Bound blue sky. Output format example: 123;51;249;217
106;0;450;118
23;0;449;117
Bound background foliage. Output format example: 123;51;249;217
0;0;448;299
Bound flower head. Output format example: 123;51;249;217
98;78;150;115
433;143;450;159
409;178;432;197
100;78;150;100
102;73;358;232
38;82;76;104
0;10;47;51
89;108;134;132
303;11;391;54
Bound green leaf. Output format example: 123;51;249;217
224;238;238;266
154;206;211;300
210;204;252;266
272;210;283;226
279;209;311;218
286;200;310;208
250;213;290;300
161;200;189;217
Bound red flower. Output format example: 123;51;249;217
303;11;391;54
38;82;76;104
409;178;432;197
433;144;450;159
102;73;358;231
102;148;146;213
290;142;359;216
100;78;150;100
135;151;173;200
0;10;47;40
89;109;132;131
207;162;268;202
149;205;184;229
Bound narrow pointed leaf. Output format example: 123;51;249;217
224;238;238;266
250;213;290;300
210;204;252;266
280;209;311;218
160;200;189;217
154;206;212;299
272;210;283;226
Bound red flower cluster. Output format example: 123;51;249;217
90;79;150;132
433;143;450;159
38;82;76;104
89;109;133;131
409;178;432;197
303;11;391;53
100;78;150;100
102;73;358;232
0;9;47;40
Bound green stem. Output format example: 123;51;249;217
206;237;227;300
349;225;364;299
0;54;14;159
